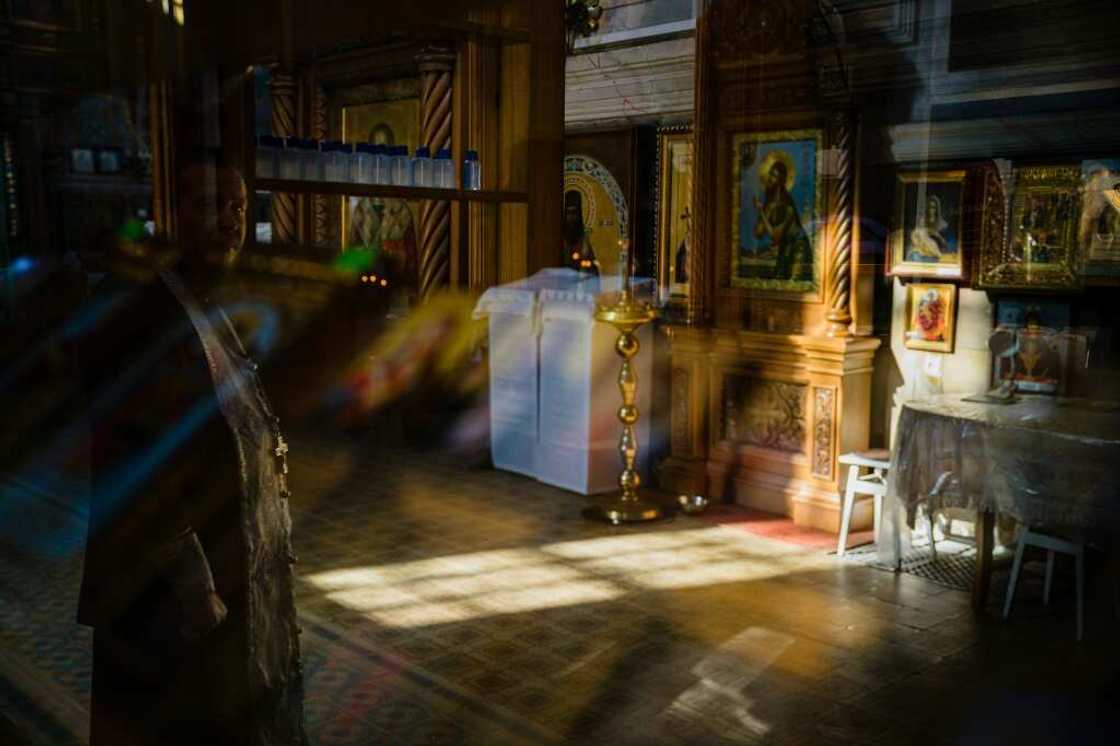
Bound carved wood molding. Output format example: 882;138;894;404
686;0;715;326
417;47;455;300
311;85;329;247
709;0;808;64
670;366;692;457
3;131;17;240
148;82;175;239
269;69;299;245
812;386;835;478
825;109;854;336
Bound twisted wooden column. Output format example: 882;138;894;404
825;111;854;337
269;70;299;245
417;48;455;299
687;1;715;326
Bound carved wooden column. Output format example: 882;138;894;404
687;0;715;326
417;47;455;299
269;69;299;245
825;110;854;336
459;32;499;291
149;82;177;238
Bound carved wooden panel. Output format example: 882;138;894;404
812;386;835;477
834;0;917;45
709;0;809;64
720;374;806;454
670;366;692;457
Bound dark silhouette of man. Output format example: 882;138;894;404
79;159;306;745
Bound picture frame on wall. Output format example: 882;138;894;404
1080;159;1120;277
729;128;824;298
978;164;1082;290
563;128;640;280
655;126;692;308
903;282;957;353
339;95;421;283
888;170;968;280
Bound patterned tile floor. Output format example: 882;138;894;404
3;429;1120;744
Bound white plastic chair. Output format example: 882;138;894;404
1002;528;1085;641
836;449;890;556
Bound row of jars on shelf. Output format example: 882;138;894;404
255;135;482;190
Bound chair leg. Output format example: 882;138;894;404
1075;546;1085;642
873;492;883;544
1043;550;1056;606
836;465;859;557
892;484;904;572
928;509;938;561
1002;530;1029;621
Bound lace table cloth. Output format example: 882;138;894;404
880;394;1120;563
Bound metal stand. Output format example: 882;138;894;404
582;287;663;525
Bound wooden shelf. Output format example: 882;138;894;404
255;178;528;204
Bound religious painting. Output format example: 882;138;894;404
655;127;692;307
563;154;629;278
340;98;421;281
904;283;957;353
730;129;823;296
992;298;1071;394
978;165;1082;290
1080;159;1120;277
888;171;967;279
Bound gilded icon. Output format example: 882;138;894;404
1080;159;1120;276
563;154;629;278
340;98;421;282
655;127;692;306
889;171;967;279
979;165;1082;290
903;282;957;353
730;129;823;296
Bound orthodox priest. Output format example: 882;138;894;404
78;158;306;746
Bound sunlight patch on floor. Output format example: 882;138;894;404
305;526;832;627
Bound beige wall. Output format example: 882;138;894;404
883;279;993;445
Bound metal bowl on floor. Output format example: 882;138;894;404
677;494;709;515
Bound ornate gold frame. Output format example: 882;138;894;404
655;125;693;312
888;170;968;279
903;282;957;353
978;164;1083;290
728;128;825;301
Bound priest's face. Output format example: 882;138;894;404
178;164;248;268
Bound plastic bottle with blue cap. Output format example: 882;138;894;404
462;149;481;191
435;148;455;189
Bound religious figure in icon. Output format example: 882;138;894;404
348;123;418;282
563;189;600;275
673;205;691;284
908;195;950;261
751;153;812;281
732;131;821;292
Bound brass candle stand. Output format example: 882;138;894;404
583;285;663;525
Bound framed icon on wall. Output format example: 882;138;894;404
888;170;968;280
